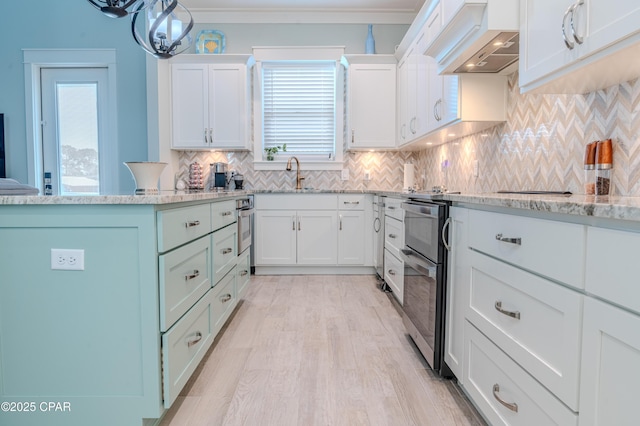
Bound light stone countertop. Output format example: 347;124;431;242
3;189;640;223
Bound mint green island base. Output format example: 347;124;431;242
0;196;245;426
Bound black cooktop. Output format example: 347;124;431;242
496;190;572;195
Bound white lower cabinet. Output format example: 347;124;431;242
384;248;404;304
254;194;372;269
444;206;469;383
467;251;582;410
297;210;338;265
465;322;578;426
579;297;640;426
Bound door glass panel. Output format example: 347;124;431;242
56;83;100;195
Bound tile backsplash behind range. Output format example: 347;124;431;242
180;73;640;196
415;73;640;196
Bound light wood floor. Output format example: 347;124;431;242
160;275;486;426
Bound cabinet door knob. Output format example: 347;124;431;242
492;384;518;413
220;294;232;303
387;269;396;276
495;301;521;320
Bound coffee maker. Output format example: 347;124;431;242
210;162;228;191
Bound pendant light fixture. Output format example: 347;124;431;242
87;0;140;18
131;0;194;59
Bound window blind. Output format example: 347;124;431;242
262;61;336;159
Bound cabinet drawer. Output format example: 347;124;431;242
464;322;578;426
384;216;404;256
468;209;585;289
236;248;251;299
586;226;640;315
211;200;236;231
255;194;338;210
159;235;211;332
467;251;582;410
212;223;237;284
385;197;404;221
211;268;237;334
338;194;365;210
162;288;215;408
158;204;212;252
384;248;404;304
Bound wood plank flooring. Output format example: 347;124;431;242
160;275;486;426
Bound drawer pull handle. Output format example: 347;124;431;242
240;270;249;277
221;248;232;255
220;293;232;303
495;234;521;245
184;270;200;281
343;201;360;205
186;331;203;348
221;211;233;217
185;220;201;228
493;384;518;413
388;233;397;239
388;206;396;210
387;269;396;276
339;214;343;231
495;301;521;320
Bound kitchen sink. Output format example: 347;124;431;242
496;190;572;196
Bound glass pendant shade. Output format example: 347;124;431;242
131;0;194;59
87;0;140;18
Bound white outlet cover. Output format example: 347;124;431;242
51;249;85;271
341;169;349;180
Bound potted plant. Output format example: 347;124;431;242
264;144;287;161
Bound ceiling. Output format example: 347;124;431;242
180;0;427;24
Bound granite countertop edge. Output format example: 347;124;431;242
3;189;640;223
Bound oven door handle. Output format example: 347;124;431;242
401;202;440;219
400;248;437;278
238;208;254;217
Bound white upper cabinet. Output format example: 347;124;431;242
520;0;640;93
170;55;254;150
342;55;397;150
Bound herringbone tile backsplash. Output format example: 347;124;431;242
179;73;640;196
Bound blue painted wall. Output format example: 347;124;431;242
0;2;150;190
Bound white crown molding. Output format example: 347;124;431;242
189;9;418;24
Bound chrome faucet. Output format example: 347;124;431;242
286;156;305;190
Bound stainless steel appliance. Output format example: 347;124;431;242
211;162;228;191
236;196;254;255
400;199;452;377
373;196;386;282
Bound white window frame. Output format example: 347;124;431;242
23;49;119;193
253;46;345;171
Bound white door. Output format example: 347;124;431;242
41;68;110;196
209;64;246;149
297;210;338;265
579;297;640;426
254;210;297;265
338;210;365;265
444;207;469;383
171;63;209;149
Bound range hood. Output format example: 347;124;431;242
424;0;519;75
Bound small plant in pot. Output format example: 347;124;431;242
264;144;287;161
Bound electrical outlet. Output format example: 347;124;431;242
473;160;479;177
341;169;349;181
51;249;85;271
364;171;371;181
